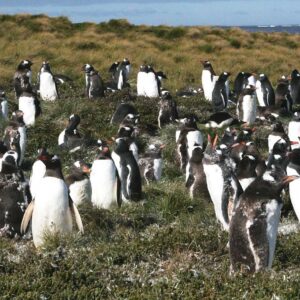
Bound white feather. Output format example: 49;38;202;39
69;178;91;206
18;95;36;126
137;71;147;96
268;135;283;153
256;80;265;107
18;126;26;165
29;160;46;199
239;94;257;124
286;168;300;221
40;72;58;101
58;129;66;146
187;130;203;158
288;121;300;150
154;158;163;181
239;177;256;191
144;72;159;98
1;100;8;120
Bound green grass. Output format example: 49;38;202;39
0;14;300;299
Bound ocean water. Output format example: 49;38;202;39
0;0;299;33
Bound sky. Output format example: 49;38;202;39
0;0;299;26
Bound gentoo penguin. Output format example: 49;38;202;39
65;160;92;207
236;154;258;191
233;72;253;100
0;91;8;120
158;93;179;128
14;60;33;98
0;152;29;238
176;87;202;97
290;69;300;104
286;149;300;221
111;138;142;202
82;64;95;96
237;85;257;125
256;74;275;107
109;58;131;90
111;103;139;125
229;175;298;274
18;74;41;126
212;72;231;112
275;76;293;115
144;66;160;98
21;155;84;248
203;112;239;129
203;134;242;230
268;121;290;154
58;114;84;152
137;65;148;97
86;69;105;98
38;61;59;101
138;144;164;184
201;60;217;101
90;140;121;209
288;112;300;150
3;111;26;166
156;71;167;91
185;143;207;198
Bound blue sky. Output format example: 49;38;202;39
0;0;299;26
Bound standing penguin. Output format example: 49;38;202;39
58;114;84;152
65;160;92;207
256;74;275;107
111;103;139;125
14;60;33;98
275;76;293;114
268;121;290;154
109;58;131;90
233;72;253;100
288;112;300;150
201;60;217;101
86;68;105;98
82;64;95;96
229;175;297;274
212;72;231;112
138;144;164;184
144;66;160;98
111;138;142;202
236;154;258;191
290;69;300;104
237;85;257;125
0;91;8;120
158;93;179;129
137;65;148;97
21;155;84;248
90;140;121;209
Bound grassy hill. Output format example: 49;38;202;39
1;14;300;299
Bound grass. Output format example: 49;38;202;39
0;14;300;299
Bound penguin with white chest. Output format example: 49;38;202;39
201;60;217;101
137;65;148;97
109;58;131;90
229;175;298;274
111;138;142;202
38;61;59;101
212;72;231;112
65;160;92;207
0;91;8;120
144;66;160;98
21;155;84;248
256;74;275;107
237;85;257;125
90;140;121;209
288;112;300;150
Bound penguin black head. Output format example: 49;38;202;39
83;63;95;73
40;61;51;73
292;111;300;121
17;60;33;71
37;147;52;161
73;160;91;174
201;60;212;68
139;65;148;72
241;84;256;96
147;65;155;73
44;155;64;179
291;69;300;79
271;121;285;133
258;73;269;81
67;114;81;130
218;72;231;82
156;71;167;80
114;138;130;154
12;110;25;125
117;126;135;138
3;150;18;167
123;58;130;65
0;90;6;98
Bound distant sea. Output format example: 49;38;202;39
228;25;300;34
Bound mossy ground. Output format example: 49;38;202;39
0;15;300;299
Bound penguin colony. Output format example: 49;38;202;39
0;58;300;275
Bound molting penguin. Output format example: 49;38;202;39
14;60;33;98
288;112;300;150
290;69;300;104
268;121;290;154
111;103;139;125
256;74;275;107
233;72;253;100
201;60;217;101
0;91;8;120
65;160;92;207
111;138;142;202
90;140;121;209
82;64;95;96
138;144;164;184
38;61;59;101
236;154;258;191
237;85;257;125
21;155;84;248
109;58;131;90
212;72;231;112
229;175;297;274
58;114;84;152
203;135;242;231
158;93;179;129
86;68;105;98
18;74;41;126
275;76;293;115
203;112;239;129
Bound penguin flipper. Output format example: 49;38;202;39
20;201;34;234
69;198;84;234
116;170;122;208
185;174;194;188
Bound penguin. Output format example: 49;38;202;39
156;71;167;91
58;114;84;152
288;112;300;150
144;66;160;98
109;58;131;90
138;144;164;184
90;140;121;209
203;134;242;230
111;138;142;202
0;90;8;120
237;85;257;125
38;61;59;101
203;112;239;129
212;72;231;112
233;72;253;100
201;60;217;101
111;103;139;125
229;175;298;274
21;155;84;248
236;154;258;191
82;63;95;96
185;143;207;199
158;93;179;129
290;69;300;104
0;152;29;238
286;149;300;222
256;74;275;107
137;65;148;97
14;60;33;98
65;160;92;207
268;121;290;154
86;69;105;98
176;87;202;97
275;76;293;114
3;111;26;166
18;74;41;126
